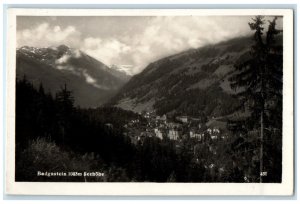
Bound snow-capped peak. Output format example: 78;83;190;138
110;64;133;76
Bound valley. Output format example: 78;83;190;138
15;16;283;183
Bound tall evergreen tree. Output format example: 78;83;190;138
55;83;74;144
56;83;74;113
229;16;282;182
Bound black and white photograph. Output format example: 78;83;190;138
5;8;294;195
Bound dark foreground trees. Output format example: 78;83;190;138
16;71;282;182
15;77;253;182
16;78;136;181
229;16;283;182
16;78;189;182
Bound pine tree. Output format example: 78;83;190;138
56;83;74;113
55;83;74;144
229;16;282;182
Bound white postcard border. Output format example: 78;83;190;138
5;8;294;196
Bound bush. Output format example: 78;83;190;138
15;137;106;182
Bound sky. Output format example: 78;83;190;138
17;16;283;75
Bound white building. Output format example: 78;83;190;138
211;135;218;140
213;128;220;134
176;116;188;123
168;129;179;140
207;128;212;134
154;128;163;139
189;131;204;140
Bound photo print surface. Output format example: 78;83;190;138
5;8;294;195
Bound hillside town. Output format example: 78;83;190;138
122;111;230;145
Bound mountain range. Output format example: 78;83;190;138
16;45;130;107
17;35;282;117
109;36;256;118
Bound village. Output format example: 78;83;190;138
123;111;231;146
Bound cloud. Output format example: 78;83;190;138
17;16;282;75
55;49;81;66
82;69;96;84
56;54;70;64
73;49;82;58
82;37;131;69
121;16;253;73
17;23;81;48
82;69;109;90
